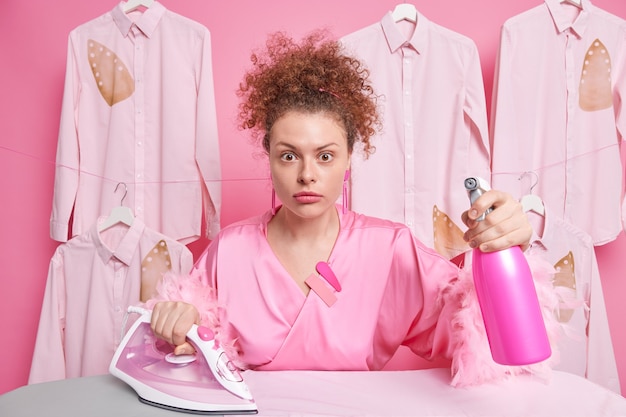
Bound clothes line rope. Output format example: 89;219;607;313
0;144;269;184
2;142;621;185
490;142;621;179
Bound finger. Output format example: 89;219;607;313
169;313;193;347
461;210;476;230
159;302;192;346
471;213;531;252
149;301;195;346
174;342;196;356
150;302;168;340
463;189;508;231
463;203;508;243
467;190;503;221
476;226;528;252
466;198;530;250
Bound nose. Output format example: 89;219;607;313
298;159;316;184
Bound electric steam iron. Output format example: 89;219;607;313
109;306;257;414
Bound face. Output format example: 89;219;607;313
268;111;350;219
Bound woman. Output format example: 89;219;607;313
149;31;532;372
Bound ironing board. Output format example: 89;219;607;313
1;368;625;416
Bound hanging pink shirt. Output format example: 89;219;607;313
50;1;221;244
29;218;194;384
526;209;620;393
490;0;626;245
340;12;490;256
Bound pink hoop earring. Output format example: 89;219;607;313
342;170;350;214
271;188;277;216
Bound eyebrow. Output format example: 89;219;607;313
273;141;340;151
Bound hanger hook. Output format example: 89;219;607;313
114;182;128;206
518;171;539;194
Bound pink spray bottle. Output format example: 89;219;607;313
465;177;551;365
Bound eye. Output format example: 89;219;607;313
280;152;297;162
319;152;334;162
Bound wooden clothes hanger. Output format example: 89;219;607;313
519;172;545;216
99;183;135;231
391;3;417;23
123;0;155;13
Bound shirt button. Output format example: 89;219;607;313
137;141;143;147
114;306;122;313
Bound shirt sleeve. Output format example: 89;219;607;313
173;243;195;276
614;27;626;143
489;24;520;193
614;30;626;231
586;248;622;392
464;41;491;178
28;253;67;384
194;27;222;239
50;32;81;242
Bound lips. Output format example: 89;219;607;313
293;192;322;204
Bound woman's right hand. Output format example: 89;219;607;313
461;189;532;252
150;301;199;355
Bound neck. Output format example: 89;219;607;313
270;205;340;243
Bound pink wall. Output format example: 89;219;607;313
1;0;624;395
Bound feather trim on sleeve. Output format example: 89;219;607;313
442;252;581;387
144;270;246;369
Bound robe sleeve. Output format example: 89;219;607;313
384;229;564;387
441;251;564;387
378;228;458;362
145;240;244;368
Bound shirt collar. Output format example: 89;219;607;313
528;208;556;253
380;11;429;55
544;0;591;38
111;1;166;38
94;217;146;265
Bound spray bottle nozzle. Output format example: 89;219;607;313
465;176;493;221
464;177;479;191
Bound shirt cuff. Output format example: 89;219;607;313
50;221;69;242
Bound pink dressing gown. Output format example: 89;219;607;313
187;206;459;371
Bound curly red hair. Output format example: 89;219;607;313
237;30;380;158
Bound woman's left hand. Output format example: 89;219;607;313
461;189;532;252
